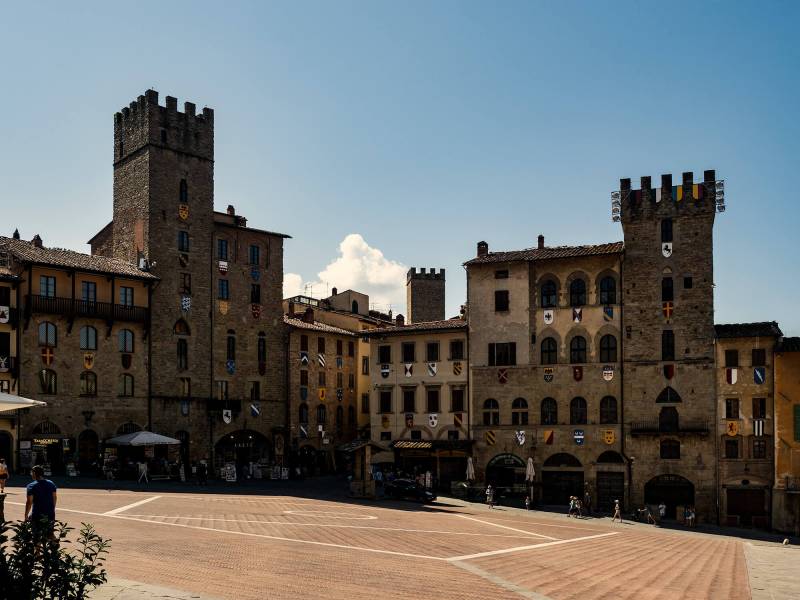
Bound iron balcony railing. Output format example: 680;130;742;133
629;418;710;435
28;294;148;323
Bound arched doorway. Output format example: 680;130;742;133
542;453;583;505
485;453;526;490
298;444;317;476
175;431;190;466
596;451;625;512
32;420;66;474
214;430;271;476
77;430;99;474
0;431;13;471
644;474;694;518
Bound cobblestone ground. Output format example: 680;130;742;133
3;484;754;600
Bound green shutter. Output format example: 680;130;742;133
794;405;800;442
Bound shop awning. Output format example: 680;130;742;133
392;440;433;450
106;431;181;446
0;392;46;413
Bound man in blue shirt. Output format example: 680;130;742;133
25;465;58;528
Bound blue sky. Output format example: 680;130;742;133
1;2;798;333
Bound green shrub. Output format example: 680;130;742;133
0;519;110;599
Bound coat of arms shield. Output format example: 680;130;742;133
428;413;439;428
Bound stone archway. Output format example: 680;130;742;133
214;430;271;475
644;474;695;518
542;453;583;506
77;429;99;474
485;453;526;492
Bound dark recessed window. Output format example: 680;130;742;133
378;345;391;364
662;330;675;361
495;290;510;312
540;337;557;365
662;277;674;302
725;398;739;419
725;349;739;368
450;340;465;360
488;342;516;366
599;276;616;305
494;270;509;279
402;342;415;363
599;335;617;362
569;279;586;307
541;280;557;308
178;231;190;252
541;397;557;425
683;276;693;289
570;336;587;363
752;349;766;367
661;218;673;243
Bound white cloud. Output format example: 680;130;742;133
283;234;408;315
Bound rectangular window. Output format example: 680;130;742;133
401;342;415;363
495;290;510;312
661;331;675;361
661;218;673;243
362;356;369;375
494;269;509;279
752;439;767;459
378;345;391;364
683;276;693;289
724;439;739;459
725;398;739;419
218;279;229;300
216;380;228;401
380;431;391;441
379;390;392;413
250;381;261;402
336;339;343;356
300;370;308;386
751;349;766;367
451;388;465;413
249;245;260;265
752;397;767;419
348;341;355;357
180;377;191;398
300;335;308;352
177;338;188;370
488;342;516;366
348;373;355;390
336;372;343;388
725;349;739;368
426;342;440;362
661;278;673;302
0;286;9;306
318;371;326;386
40;275;56;298
217;239;228;260
426;388;440;413
318;337;325;354
180;273;191;295
447;430;460;441
403;388;415;413
450;340;465;361
361;393;370;414
410;430;422;440
0;332;10;359
119;286;134;307
250;284;261;304
178;231;190;252
81;281;96;303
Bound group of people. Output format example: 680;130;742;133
567;495;584;518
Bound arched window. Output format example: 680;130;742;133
597;451;625;464
483;398;499;426
660;439;680;459
661;218;673;242
599;335;617;363
174;319;190;335
541;397;558;425
656;386;682;403
299;403;309;424
316;404;327;425
118;329;134;353
33;420;61;435
39;369;57;394
79;326;97;350
38;322;57;347
226;330;236;361
570;336;587;363
80;371;97;396
662;330;675;361
511;398;528;426
119;373;134;397
177;338;188;370
659;407;679;432
599;396;618;424
336;406;344;432
599;276;616;305
117;422;142;435
569;279;586;307
540;337;557;365
352;300;359;314
570;397;587;424
179;178;188;203
540;280;557;308
257;332;267;363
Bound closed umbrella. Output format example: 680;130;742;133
525;457;536;482
0;392;46;413
466;457;475;481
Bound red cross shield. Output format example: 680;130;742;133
497;368;508;384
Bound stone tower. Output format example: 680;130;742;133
619;170;720;518
112;90;215;403
406;268;445;323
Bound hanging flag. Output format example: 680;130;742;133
0;306;8;323
299;351;309;365
251;304;262;319
485;430;496;446
427;362;438;377
726;368;738;385
754;367;766;385
603;306;614;321
572;308;582;323
180;295;192;312
655;188;662;203
381;415;390;429
453;362;462;376
428;413;439;428
404;363;413;377
543;430;554;445
603;430;615;445
726;421;739;436
318;388;326;401
405;413;414;428
318;353;326;367
40;347;54;366
515;430;526;446
692;184;701;200
602;366;614;381
336;388;343;401
218;300;229;315
83;353;95;370
754;419;764;437
300;423;308;438
178;204;189;220
663;364;675;379
250;403;261;417
672;185;684;201
662;242;673;258
453;413;463;427
226;360;235;375
573;429;585;446
336;356;343;369
218;261;229;275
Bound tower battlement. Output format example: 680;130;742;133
407;267;446;282
113;89;214;164
613;170;723;223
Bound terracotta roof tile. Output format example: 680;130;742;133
284;315;357;336
464;241;624;265
714;322;782;339
366;318;467;336
777;337;800;352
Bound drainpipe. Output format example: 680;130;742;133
618;252;633;511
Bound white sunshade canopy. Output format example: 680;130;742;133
105;431;181;446
0;392;46;413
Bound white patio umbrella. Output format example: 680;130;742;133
105;431;180;446
466;456;475;481
0;391;46;413
525;457;536;482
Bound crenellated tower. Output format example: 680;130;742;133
406;267;446;323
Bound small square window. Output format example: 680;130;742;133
495;290;510;312
683;276;693;289
410;430;422;440
494;270;509;279
447;430;460;441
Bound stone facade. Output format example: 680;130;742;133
0;264;20;467
773;337;800;534
406;268;445;323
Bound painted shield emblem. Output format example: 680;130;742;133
83;353;94;370
544;367;554;383
226;359;235;375
180;399;190;416
179;253;189;267
662;301;674;319
121;353;132;370
251;303;262;319
259;361;266;376
222;409;232;424
40;347;54;366
218;260;228;275
380;364;390;378
300;351;309;365
726;420;739;436
574;429;585;446
603;306;613;322
250;267;260;281
300;386;308;401
178;204;189;220
300;423;308;439
603;430;615;445
453;361;462;376
381;415;390;429
543;430;554;445
754;367;766;385
662;242;673;257
572;308;582;323
498;368;508;384
428;413;439;428
515;430;526;446
180;295;192;312
0;356;8;373
454;413;463;428
485;430;496;446
218;300;229;315
318;388;326;401
663;364;675;379
427;362;437;377
250;403;260;417
404;363;413;377
573;366;583;381
0;306;9;324
726;368;738;385
405;413;414;428
543;309;554;325
602;365;614;381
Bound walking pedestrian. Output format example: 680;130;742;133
583;488;592;516
486;484;495;509
612;499;622;523
658;501;666;524
25;465;58;537
568;496;576;517
576;498;583;518
524;495;530;511
0;458;9;493
197;460;208;485
646;505;656;525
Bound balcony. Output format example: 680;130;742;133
629;418;710;436
28;295;148;323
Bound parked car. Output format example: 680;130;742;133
384;479;437;503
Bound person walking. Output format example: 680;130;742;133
583;488;592;516
611;499;622;523
567;496;576;517
658;501;666;525
524;495;530;511
0;458;9;493
25;465;58;535
485;484;495;509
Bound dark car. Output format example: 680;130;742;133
384;479;437;503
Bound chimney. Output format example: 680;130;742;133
302;307;314;324
477;241;488;257
331;287;338;296
227;205;235;216
395;314;405;327
537;234;545;249
287;301;295;317
32;234;43;248
12;229;20;240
